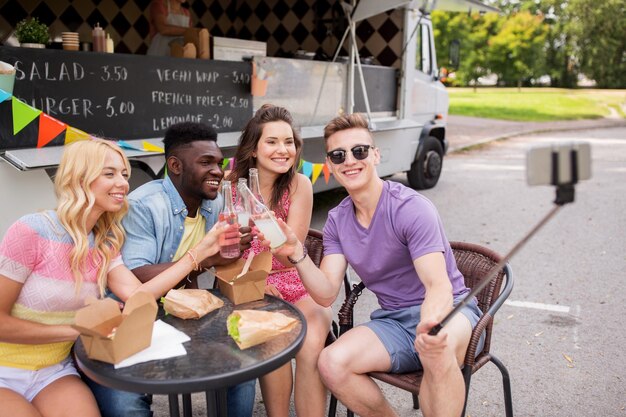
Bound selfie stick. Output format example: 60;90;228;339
428;148;581;336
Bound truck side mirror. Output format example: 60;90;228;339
449;39;460;69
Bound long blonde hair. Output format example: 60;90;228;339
54;139;130;296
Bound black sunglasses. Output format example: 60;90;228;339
326;145;374;165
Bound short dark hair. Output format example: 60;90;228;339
163;122;218;158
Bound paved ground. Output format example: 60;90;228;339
152;115;625;416
446;115;626;152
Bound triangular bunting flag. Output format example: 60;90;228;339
222;158;229;170
37;113;66;148
12;97;41;135
142;141;164;153
0;88;11;103
297;159;304;172
228;158;235;171
311;163;324;185
117;140;143;151
302;161;313;178
323;163;331;184
64;126;90;144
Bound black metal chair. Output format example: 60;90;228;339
328;241;514;417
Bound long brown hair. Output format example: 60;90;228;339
227;104;302;217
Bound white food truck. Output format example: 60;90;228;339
0;0;497;236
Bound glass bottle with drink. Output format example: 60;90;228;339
235;178;251;227
218;180;240;258
249;168;265;204
240;170;287;249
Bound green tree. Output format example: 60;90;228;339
488;11;547;88
569;0;626;88
432;11;501;88
541;0;578;87
483;0;577;87
431;11;470;82
463;13;501;88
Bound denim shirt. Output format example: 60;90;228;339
121;176;223;270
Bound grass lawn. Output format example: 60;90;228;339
448;88;626;122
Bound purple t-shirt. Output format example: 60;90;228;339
323;181;468;310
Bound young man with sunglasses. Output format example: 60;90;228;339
275;113;482;417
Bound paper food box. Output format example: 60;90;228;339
72;291;158;365
215;252;272;305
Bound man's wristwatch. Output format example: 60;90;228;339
287;242;308;264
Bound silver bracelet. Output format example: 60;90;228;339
287;242;308;264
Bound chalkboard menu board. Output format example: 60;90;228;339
0;46;252;149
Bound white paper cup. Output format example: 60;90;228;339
0;61;16;95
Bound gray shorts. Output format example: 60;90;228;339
361;296;484;373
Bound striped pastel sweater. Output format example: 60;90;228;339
0;211;122;370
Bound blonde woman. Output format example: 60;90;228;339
0;139;236;416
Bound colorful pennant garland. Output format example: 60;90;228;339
117;140;144;151
37;113;66;148
0;89;11;103
142;141;164;153
12;97;41;135
217;157;332;185
0;88;163;153
64;126;91;145
0;88;332;183
323;163;331;183
311;163;324;184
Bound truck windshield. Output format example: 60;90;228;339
415;24;432;75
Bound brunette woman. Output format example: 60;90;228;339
228;105;332;417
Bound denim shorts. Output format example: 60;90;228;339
0;357;79;402
361;296;484;373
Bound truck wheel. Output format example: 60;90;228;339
407;136;443;190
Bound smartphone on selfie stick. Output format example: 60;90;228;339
428;142;592;336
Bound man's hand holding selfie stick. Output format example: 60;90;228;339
428;142;591;336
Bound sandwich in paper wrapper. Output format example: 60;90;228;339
161;289;223;319
227;309;298;349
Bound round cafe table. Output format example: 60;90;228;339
74;292;306;417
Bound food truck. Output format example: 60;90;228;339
0;0;497;236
